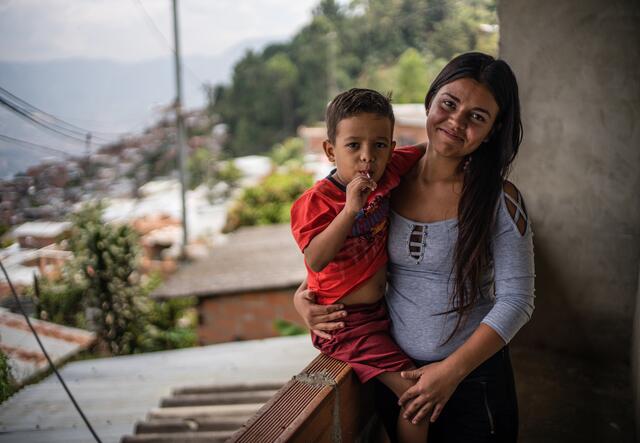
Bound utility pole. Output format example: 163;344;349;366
85;132;92;157
171;0;188;259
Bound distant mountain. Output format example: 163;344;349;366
0;36;280;179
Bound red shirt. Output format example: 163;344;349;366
291;146;423;304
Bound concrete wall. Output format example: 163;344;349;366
498;0;640;360
197;289;304;344
634;267;640;439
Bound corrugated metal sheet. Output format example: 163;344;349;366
152;224;306;299
0;307;95;385
0;335;317;443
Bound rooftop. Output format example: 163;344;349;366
11;221;72;239
0;335;317;443
0;307;95;385
152;224;305;299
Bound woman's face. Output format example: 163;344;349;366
426;77;499;160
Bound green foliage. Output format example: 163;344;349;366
273;319;306;336
210;0;497;154
71;203;145;355
0;238;14;249
0;351;13;403
393;48;429;103
136;274;197;352
187;147;216;189
34;204;196;356
224;169;314;232
270;137;305;167
35;276;86;328
216;160;243;187
188;147;243;203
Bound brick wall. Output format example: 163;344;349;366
197;288;306;344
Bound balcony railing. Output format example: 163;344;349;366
229;353;388;442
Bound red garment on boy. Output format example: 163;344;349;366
291;146;422;304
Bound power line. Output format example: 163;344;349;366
0;86;124;141
0;133;80;158
129;0;208;90
0;95;94;144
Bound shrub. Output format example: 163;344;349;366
0;351;13;403
224;168;313;232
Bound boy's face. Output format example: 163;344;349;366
323;112;395;186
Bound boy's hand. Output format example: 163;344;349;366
344;174;376;216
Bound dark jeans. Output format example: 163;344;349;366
375;347;518;443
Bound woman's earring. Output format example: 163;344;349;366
463;156;472;172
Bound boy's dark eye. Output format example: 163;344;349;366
346;142;359;149
376;142;388;149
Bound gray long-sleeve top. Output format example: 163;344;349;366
386;190;535;362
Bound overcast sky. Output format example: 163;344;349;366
0;0;319;62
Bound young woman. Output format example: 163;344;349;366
294;52;535;442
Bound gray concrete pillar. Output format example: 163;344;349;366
498;0;640;361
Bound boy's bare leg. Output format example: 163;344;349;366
377;370;429;443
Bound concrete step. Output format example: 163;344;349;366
148;403;263;420
134;417;248;434
121;430;234;443
172;382;283;395
160;390;277;407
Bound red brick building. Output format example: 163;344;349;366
152;224;306;344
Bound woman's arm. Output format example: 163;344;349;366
400;183;535;423
293;277;346;340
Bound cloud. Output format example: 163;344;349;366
0;0;317;62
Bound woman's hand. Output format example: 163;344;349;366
398;360;463;424
293;282;346;340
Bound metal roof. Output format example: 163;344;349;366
11;222;72;239
152;224;306;299
0;308;96;385
0;335;317;443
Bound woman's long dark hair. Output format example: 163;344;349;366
424;52;523;343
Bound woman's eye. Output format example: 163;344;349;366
442;100;455;109
471;113;486;122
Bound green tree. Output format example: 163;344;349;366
35;203;197;355
270;137;305;167
70;204;145;355
266;53;299;135
188;147;216;189
223;168;313;232
393;48;429;103
209;0;497;155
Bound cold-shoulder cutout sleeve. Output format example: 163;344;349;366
480;183;535;344
502;180;528;236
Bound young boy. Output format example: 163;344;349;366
290;88;427;442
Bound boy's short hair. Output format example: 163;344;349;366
325;88;394;143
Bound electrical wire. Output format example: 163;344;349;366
0;95;94;144
0;86;124;141
129;0;209;89
0;260;103;443
0;133;80;158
